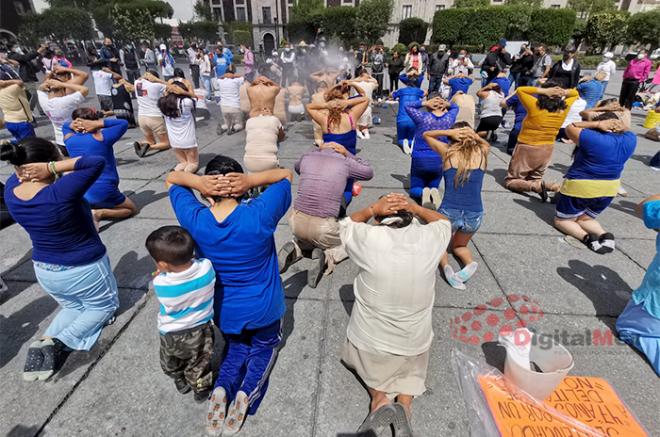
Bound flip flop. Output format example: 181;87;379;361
356;403;397;436
206;386;227;437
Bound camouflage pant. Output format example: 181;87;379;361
160;322;215;393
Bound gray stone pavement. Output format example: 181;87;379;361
1;72;659;437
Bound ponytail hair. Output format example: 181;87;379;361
0;137;61;167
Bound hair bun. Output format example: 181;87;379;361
0;142;26;166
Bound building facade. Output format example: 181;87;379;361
0;0;35;40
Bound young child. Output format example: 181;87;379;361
146;225;216;402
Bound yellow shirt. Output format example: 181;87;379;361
516;86;578;146
0;84;32;123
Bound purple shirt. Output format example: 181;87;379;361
294;148;374;218
623;58;652;82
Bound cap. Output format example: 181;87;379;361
604;52;613;58
438;44;447;51
159;44;166;50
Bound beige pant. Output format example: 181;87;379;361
243;155;279;173
505;142;554;193
220;106;243;131
288;209;347;272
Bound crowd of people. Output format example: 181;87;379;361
0;34;659;437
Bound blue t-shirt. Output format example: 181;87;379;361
63;119;128;205
631;200;660;319
505;94;527;131
577;80;605;109
406;102;459;156
392;87;424;123
4;155;107;266
398;72;423;88
448;77;473;98
169;179;292;334
566;129;636;181
492;77;512;96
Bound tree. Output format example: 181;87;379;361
45;0;94;9
154;23;172;41
454;0;489;7
17;13;44;46
193;0;213;21
39;7;94;42
398;18;428;46
432;8;472;46
356;0;393;43
290;0;324;21
585;12;628;53
179;20;219;44
626;9;660;50
527;8;576;47
318;7;357;46
108;4;155;42
567;0;616;20
505;0;542;7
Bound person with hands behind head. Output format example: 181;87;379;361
158;81;199;173
1;138;119;382
339;192;451;436
63;107;137;224
424;124;489;290
554;113;636;254
38;74;89;147
165;158;293;437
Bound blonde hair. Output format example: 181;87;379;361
595;71;607;81
445;135;488;187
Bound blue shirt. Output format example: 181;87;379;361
577;80;605;109
392;87;424;123
169;179;292;334
4;155;107;266
505;94;527;131
492;76;512;96
448;77;473;98
631;201;660;319
406;102;459;157
566;129;636;181
63;119;128;206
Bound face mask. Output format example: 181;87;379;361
637;54;645;59
458;54;465;59
285;48;290;52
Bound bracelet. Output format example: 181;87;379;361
48;161;59;179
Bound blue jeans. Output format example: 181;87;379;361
428;75;442;94
396;119;415;146
202;76;212;100
34;255;119;350
5;121;35;143
600;80;608;100
214;320;282;415
439;208;483;234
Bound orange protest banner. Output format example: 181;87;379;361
478;375;648;437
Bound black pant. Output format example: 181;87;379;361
389;73;400;93
125;68;141;84
507;127;520;155
619;78;640;109
373;73;384;99
190;64;200;89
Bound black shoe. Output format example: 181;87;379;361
174;378;192;394
598;232;615;253
23;340;47;381
194;389;211;403
134;141;149;158
538;181;548;203
278;241;300;274
308;249;325;289
40;338;70;380
582;234;609;254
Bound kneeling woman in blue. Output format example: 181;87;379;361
63;108;137;223
307;81;369;207
424;124;489;290
392;70;425;154
405;96;459;208
1;139;119;381
166;158;293;436
616;195;660;376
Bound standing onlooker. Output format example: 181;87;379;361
240;44;255;81
213;46;230;79
0;71;35;143
92;66;121;112
280;44;296;87
404;43;424;76
100;37;122;74
449;50;474;76
427;45;450;94
187;43;200;89
7;43;48;116
596;52;616;98
198;48;213;100
121;45;141;84
158;44;175;81
548;49;581;89
133;71;170;157
143;43;157;71
619;50;652;109
530;44;553;85
480;41;511;87
387;51;404;93
510;44;535;88
370;46;385;100
648;63;660;93
158;81;199;172
216;71;245;135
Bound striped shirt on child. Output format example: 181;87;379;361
153;258;215;334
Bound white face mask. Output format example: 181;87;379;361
637;54;645;59
458;54;465;59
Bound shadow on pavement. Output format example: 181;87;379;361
7;424;40;437
389;173;409;189
511;197;556;228
339;284;354;316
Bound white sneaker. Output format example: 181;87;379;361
422;187;432;209
429;188;441;209
363;130;371;139
402;139;412;155
356;130;365;139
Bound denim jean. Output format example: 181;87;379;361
439;207;484;234
34;254;119;350
202;75;212;100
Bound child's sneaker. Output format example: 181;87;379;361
598;232;615;253
39;338;70;380
23;340;46;382
174;378;191;394
206;386;228;437
223;391;248;436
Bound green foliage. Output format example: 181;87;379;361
356;0;393;43
153;23;172;41
567;0;616;19
17;13;44;46
585;12;628;53
626;9;660;49
22;7;94;43
454;0;489;7
290;0;324;22
317;6;357;46
505;0;541;7
432;8;471;46
45;0;95;9
225;22;254;47
93;1;173;41
398;18;428;46
527;8;576;47
179;21;219;44
391;43;407;55
193;0;213;21
505;5;533;40
232;30;253;47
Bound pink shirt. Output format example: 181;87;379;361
244;50;254;73
623;58;652;82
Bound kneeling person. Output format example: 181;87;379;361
279;142;374;287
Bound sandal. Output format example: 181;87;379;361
206;386;227;437
538;181;548;203
356;403;397;436
392;403;414;437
